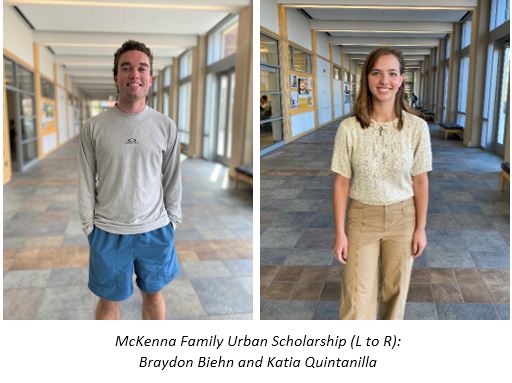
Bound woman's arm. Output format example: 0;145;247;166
412;172;429;257
332;174;351;264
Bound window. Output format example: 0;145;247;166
163;66;171;87
207;15;239;65
17;65;34;93
151;75;159;93
221;21;238;58
490;0;510;29
163;93;169;116
150;75;159;110
333;66;340;80
457;56;469;126
178;82;191;146
289;46;311;73
261;34;279;66
442;66;449;122
162;66;171;117
203;16;239;161
461;18;472;49
179;51;192;80
4;58;14;87
260;34;284;150
4;57;38;170
41;78;54;99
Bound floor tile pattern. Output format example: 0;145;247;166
260;119;509;320
4;137;253;320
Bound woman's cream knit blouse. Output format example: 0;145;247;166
331;111;432;205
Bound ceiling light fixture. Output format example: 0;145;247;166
320;29;443;34
286;5;471;11
338;44;433;47
6;0;235;11
47;43;181;48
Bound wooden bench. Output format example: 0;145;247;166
501;162;509;191
235;165;253;188
439;122;464;140
422;112;435;122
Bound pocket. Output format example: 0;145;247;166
401;204;415;217
166;222;175;243
87;226;96;244
347;207;364;220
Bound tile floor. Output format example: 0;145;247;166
260;119;510;320
3;137;253;320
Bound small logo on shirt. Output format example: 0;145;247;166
125;138;139;144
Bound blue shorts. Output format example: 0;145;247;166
87;224;179;301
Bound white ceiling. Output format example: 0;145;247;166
5;0;250;99
281;1;474;72
304;9;468;22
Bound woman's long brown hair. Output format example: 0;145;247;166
355;47;415;131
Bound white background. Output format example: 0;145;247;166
1;2;511;382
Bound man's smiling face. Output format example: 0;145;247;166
114;50;153;102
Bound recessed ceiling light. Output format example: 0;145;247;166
48;43;181;48
286;5;471;11
321;30;443;34
338;44;434;47
5;0;236;11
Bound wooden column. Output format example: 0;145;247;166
188;35;207;158
33;42;44;158
170;58;179;121
64;73;70;141
311;30;319;129
229;5;253;175
340;51;346;116
3;73;12;183
53;63;60;146
447;24;461;122
157;70;163;112
329;44;335;121
278;4;292;142
465;3;490;147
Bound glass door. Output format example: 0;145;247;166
214;70;235;165
495;42;509;156
5;58;38;172
19;92;38;169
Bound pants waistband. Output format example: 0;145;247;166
350;197;414;211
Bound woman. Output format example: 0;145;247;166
331;47;432;320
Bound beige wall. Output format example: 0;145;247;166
261;0;279;34
3;4;34;67
40;46;54;80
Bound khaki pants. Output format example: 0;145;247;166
340;198;415;320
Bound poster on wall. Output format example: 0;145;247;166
41;102;56;135
289;72;314;114
298;77;309;95
290;74;298;88
290;90;298;109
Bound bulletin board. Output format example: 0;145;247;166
289;71;314;115
41;99;56;136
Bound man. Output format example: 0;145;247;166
78;40;182;320
411;93;418;108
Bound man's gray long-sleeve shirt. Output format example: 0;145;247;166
78;105;182;236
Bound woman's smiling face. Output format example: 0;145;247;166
367;53;404;104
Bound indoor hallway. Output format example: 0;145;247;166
260;118;509;320
3;137;253;320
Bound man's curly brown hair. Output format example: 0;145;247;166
113;40;154;78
